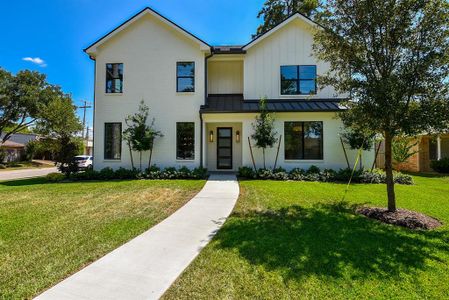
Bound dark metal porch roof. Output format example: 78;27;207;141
200;94;347;113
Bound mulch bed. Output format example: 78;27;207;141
356;207;442;230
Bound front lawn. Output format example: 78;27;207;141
0;178;204;299
0;161;54;171
164;174;449;299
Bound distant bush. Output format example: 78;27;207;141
46;172;65;183
237;166;413;185
431;158;449;173
238;166;256;179
0;164;6;169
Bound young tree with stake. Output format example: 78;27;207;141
251;98;278;169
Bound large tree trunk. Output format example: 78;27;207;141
384;131;396;212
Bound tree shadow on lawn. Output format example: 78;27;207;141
214;202;449;281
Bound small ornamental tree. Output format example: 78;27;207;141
123;101;163;171
341;128;375;169
251;98;278;169
313;0;449;211
392;135;419;170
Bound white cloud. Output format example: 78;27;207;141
22;57;47;67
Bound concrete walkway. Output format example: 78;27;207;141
0;167;58;181
36;174;239;300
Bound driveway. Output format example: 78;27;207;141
0;167;58;181
35;173;239;300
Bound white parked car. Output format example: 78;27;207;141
74;155;93;169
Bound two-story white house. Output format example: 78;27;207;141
84;7;374;172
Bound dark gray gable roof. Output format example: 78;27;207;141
201;94;346;113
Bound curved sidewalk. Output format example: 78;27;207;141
36;174;239;300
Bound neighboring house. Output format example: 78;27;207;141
376;134;449;172
0;133;39;163
85;7;374;171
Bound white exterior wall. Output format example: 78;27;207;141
244;18;338;100
203;112;375;171
93;14;206;170
208;60;243;94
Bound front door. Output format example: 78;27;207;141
217;127;233;169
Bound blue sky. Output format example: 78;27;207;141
0;0;265;127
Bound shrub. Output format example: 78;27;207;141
238;166;256;179
98;167;115;180
257;168;274;180
307;165;321;174
178;166;192;179
289;168;306;181
431;158;449;173
146;165;161;173
360;169;386;184
393;173;414;185
272;170;289;180
115;167;139;179
320;169;337;182
46;172;65;183
192;167;208;179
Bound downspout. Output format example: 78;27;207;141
200;49;214;169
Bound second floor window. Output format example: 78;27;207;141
177;62;195;92
104;122;122;160
106;63;123;93
280;65;316;95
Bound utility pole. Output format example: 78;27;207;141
77;100;92;139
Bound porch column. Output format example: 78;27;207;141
437;135;442;160
202;120;207;168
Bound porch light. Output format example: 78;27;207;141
236;130;240;143
209;130;214;142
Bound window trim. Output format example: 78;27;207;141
176;122;195;161
176;62;195;93
284;121;324;160
105;63;124;94
104;122;122;160
280;65;317;96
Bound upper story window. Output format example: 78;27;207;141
176;122;195;160
106;63;123;93
280;65;317;95
177;62;195;92
284;121;323;160
104;122;122;160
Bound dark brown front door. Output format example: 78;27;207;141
217;127;233;169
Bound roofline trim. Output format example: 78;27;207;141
242;12;323;51
84;7;211;56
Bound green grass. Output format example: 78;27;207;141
0;178;204;299
164;175;449;299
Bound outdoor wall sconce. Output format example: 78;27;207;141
209;130;214;143
236;130;240;143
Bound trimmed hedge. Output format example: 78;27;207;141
238;166;413;185
47;166;209;182
430;158;449;173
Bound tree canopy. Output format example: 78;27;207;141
0;68;79;143
252;98;278;169
255;0;320;37
313;0;449;211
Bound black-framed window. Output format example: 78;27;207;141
104;123;122;160
177;62;195;92
106;63;123;93
281;65;317;95
284;121;323;160
176;122;195;160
